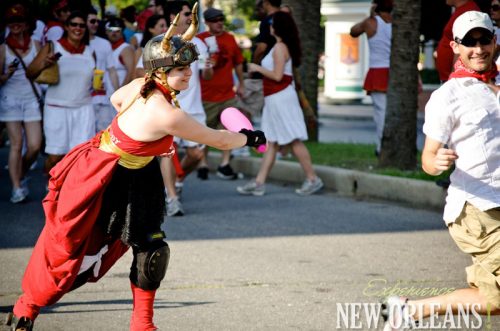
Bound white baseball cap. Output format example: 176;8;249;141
453;11;494;41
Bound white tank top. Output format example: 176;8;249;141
368;15;391;68
45;41;95;107
261;45;293;76
2;40;40;99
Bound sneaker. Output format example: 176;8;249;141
217;164;238;180
10;187;27;203
167;197;184;217
381;296;416;331
237;180;265;196
295;177;324;196
197;166;209;180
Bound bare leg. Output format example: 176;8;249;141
221;150;232;166
5;122;23;189
44;154;64;175
290;139;316;181
22;121;42;176
179;146;204;178
159;156;178;200
255;142;279;185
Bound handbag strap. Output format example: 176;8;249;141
8;43;42;102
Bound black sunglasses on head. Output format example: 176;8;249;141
455;33;493;47
69;22;86;29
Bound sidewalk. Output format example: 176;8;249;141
222;93;445;210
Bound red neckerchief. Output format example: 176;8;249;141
449;57;498;83
6;32;30;53
58;37;85;54
111;38;125;50
153;80;174;103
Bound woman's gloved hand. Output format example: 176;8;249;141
239;129;266;147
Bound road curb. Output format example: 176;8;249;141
208;153;446;210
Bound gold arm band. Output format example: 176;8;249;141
99;129;154;169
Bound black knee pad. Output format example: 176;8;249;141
133;240;170;290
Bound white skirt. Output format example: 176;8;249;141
261;85;308;145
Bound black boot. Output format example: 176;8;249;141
6;313;34;331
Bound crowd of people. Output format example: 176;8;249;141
0;5;323;328
0;0;323;211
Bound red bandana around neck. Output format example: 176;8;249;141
58;37;85;54
448;57;498;83
153;80;174;103
6;32;30;53
111;38;125;50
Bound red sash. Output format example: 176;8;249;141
263;75;293;96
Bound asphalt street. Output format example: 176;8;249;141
0;107;497;330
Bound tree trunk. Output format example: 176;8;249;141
378;0;421;169
283;0;322;141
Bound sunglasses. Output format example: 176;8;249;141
183;11;192;17
492;4;500;11
456;33;493;47
69;22;86;29
207;17;224;23
88;19;99;24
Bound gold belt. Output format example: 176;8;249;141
99;129;154;169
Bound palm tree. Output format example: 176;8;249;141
283;0;322;141
379;0;421;169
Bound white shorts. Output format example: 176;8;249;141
0;94;42;122
174;112;206;148
44;103;96;155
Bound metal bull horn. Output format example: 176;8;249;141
162;13;180;52
182;2;199;41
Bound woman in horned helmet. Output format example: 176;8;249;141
8;4;266;331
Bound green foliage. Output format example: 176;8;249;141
248;142;451;182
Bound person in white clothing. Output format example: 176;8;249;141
0;2;42;203
105;17;135;92
489;0;500;84
87;8;120;132
350;0;392;155
159;1;214;217
382;11;500;330
27;11;96;174
238;11;323;196
43;0;70;44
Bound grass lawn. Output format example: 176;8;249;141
249;141;450;182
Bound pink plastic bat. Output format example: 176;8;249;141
220;107;267;153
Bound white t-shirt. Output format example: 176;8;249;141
89;36;115;105
423;77;500;223
45;41;95;107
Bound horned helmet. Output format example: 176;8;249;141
143;2;199;75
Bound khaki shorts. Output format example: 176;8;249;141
448;203;500;308
203;98;239;130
